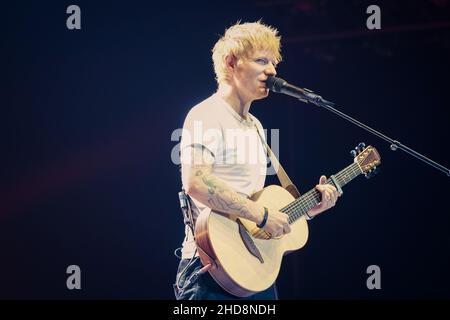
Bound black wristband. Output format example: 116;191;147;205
257;207;269;228
305;211;314;220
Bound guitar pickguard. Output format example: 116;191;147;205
237;219;264;263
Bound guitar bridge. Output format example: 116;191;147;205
237;219;264;264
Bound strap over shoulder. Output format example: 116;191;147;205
254;125;301;199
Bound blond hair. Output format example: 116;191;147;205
212;21;282;84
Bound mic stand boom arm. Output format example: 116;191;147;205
301;92;450;177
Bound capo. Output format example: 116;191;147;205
330;175;343;196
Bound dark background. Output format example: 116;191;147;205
1;0;449;299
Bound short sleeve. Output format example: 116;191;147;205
179;108;223;165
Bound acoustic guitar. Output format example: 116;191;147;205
195;143;381;297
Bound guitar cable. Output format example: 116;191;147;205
175;189;201;292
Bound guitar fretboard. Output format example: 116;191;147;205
281;162;363;223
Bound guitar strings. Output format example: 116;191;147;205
285;163;361;222
283;163;362;223
286;163;361;219
281;162;360;212
252;163;362;238
281;162;359;215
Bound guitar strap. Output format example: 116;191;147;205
254;125;301;199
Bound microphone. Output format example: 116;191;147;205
265;76;334;106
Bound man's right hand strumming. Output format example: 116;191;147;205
257;207;291;238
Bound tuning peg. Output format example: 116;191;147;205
353;142;365;154
357;142;366;151
350;149;357;158
365;167;380;179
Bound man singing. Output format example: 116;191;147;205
174;21;340;300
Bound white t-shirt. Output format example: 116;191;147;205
179;93;268;258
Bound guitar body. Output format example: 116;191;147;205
195;184;309;297
194;144;381;298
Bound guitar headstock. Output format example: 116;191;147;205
351;143;381;178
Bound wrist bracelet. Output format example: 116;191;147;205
305;211;314;220
257;207;269;228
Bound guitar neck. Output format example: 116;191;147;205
282;162;363;224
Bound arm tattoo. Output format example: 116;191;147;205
200;174;253;219
195;170;203;176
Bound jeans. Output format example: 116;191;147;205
173;256;278;300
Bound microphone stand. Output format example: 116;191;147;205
296;90;450;177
